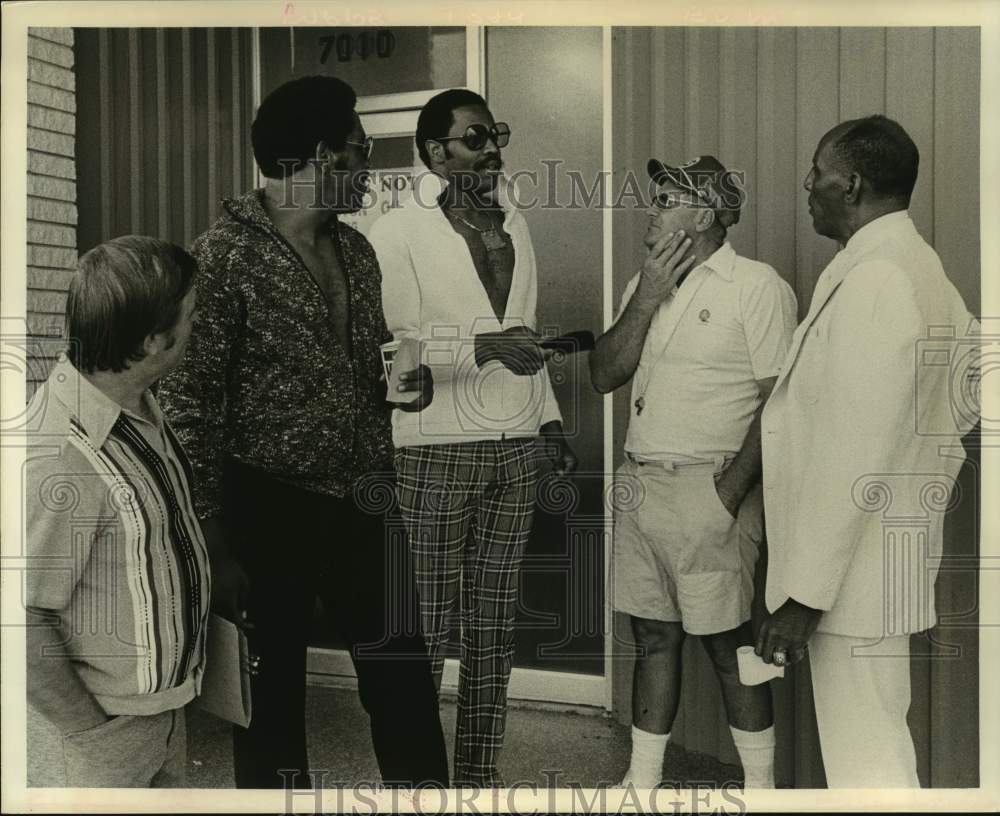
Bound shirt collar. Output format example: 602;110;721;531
224;189;340;244
48;357;159;448
695;241;737;282
843;210;912;255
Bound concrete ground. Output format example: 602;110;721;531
28;681;743;789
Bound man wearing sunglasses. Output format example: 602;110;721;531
590;156;797;789
159;75;448;790
369;88;576;787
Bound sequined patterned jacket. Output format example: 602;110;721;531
159;190;394;518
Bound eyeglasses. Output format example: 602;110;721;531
434;122;511;151
345;136;374;161
653;190;703;210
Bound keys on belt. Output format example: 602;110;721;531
626;453;732;472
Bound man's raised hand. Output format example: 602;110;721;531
635;230;696;307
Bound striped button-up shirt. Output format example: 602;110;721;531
26;358;211;716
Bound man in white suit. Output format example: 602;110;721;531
756;115;979;787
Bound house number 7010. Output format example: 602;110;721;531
319;31;397;64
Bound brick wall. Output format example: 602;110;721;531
26;27;76;398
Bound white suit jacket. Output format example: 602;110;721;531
761;211;979;637
369;171;562;448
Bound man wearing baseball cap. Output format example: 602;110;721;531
591;156;797;788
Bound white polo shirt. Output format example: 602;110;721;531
616;241;797;462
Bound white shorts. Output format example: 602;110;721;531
611;458;763;635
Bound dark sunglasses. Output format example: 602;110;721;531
345;136;374;160
434;122;511;151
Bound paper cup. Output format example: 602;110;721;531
387;337;422;404
380;339;401;382
737;645;785;686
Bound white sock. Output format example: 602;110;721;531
730;725;775;788
624;725;669;788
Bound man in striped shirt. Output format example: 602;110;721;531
25;236;211;787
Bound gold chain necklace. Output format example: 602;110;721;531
445;208;508;252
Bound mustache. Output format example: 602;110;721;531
476;157;503;171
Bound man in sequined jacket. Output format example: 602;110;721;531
159;75;449;790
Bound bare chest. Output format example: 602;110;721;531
290;236;352;352
447;213;515;323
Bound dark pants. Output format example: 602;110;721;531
224;461;449;789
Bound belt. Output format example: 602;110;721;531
626;453;733;472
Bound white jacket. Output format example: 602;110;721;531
369;171;562;448
761;211;979;637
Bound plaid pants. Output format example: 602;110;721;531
394;438;538;787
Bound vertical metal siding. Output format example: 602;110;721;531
719;28;758;262
155;29;170;239
886;28;935;243
180;29;194;246
231;31;244;205
128;30;142;232
75;27;256;255
793;29;840;312
96;29;112;242
206;30;217;221
933;28;981;316
612;26;981;789
755;29;798;298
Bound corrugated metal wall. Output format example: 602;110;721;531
74;28;257;255
611;27;981;788
24;28;257;395
26;28;77;396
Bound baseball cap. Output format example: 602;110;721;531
647;155;744;227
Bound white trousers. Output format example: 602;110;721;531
808;632;920;788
